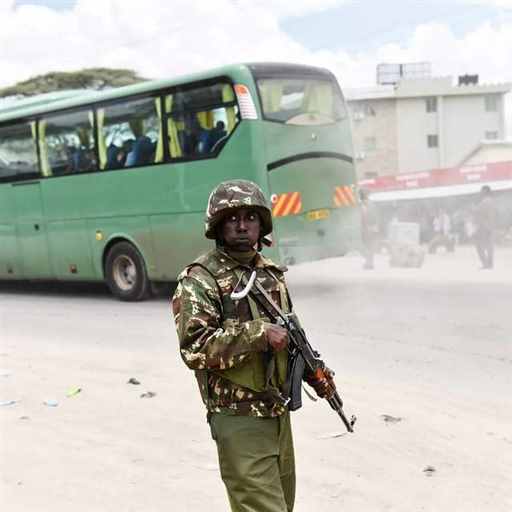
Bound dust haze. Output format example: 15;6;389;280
1;244;511;511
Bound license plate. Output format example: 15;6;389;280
306;209;330;221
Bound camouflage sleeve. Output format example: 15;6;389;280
172;268;268;371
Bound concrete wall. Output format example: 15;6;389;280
442;94;504;167
349;99;398;178
396;97;439;172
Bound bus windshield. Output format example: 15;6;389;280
256;76;347;126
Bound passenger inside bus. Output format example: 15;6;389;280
106;141;128;169
179;114;201;156
125;119;155;167
68;126;95;173
199;120;227;153
213;121;228;149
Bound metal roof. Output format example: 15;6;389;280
370;179;512;201
345;77;512;102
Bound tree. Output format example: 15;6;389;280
0;68;148;98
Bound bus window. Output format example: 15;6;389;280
0;122;39;183
257;77;347;125
99;97;160;170
40;110;96;176
165;82;239;159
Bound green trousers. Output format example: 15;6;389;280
209;411;295;512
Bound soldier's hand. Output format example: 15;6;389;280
305;367;336;399
265;324;288;352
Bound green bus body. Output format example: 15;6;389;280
0;63;360;299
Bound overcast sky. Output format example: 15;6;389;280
3;0;512;132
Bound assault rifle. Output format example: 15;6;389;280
231;271;356;433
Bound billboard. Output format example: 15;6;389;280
377;62;431;85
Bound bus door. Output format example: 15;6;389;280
12;180;52;278
0;185;19;278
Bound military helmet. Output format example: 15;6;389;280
205;179;273;239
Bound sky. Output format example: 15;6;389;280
2;0;512;132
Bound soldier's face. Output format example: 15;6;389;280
221;208;261;251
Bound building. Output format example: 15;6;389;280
346;72;511;179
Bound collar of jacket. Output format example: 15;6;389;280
215;248;286;273
225;248;257;266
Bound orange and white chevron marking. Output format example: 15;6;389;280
333;185;357;207
271;191;302;217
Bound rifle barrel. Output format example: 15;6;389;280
328;393;355;433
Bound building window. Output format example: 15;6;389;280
352;101;375;119
364;171;378;178
425;97;437;113
484;95;498;112
427;134;438;148
485;131;498;140
363;136;377;151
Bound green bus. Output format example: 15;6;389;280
0;63;360;300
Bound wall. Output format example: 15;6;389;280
443;94;503;167
349;98;398;178
396;97;439;172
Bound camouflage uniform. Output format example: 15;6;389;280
172;180;296;511
173;248;291;417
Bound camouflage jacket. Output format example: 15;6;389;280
172;248;291;418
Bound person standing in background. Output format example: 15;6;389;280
428;209;455;254
360;189;379;269
473;185;497;269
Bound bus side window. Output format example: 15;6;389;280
164;81;239;160
41;110;96;176
99;97;160;170
0;122;40;183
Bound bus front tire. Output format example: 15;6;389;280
105;242;150;301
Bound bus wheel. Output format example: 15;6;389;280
105;242;149;301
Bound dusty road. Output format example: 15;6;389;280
1;247;511;511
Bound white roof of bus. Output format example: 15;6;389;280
0;90;92;116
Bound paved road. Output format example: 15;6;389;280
1;247;511;511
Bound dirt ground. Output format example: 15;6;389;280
1;246;511;511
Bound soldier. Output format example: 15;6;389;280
172;179;335;512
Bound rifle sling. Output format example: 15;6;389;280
251;277;288;322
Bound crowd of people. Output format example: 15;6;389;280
360;185;511;270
